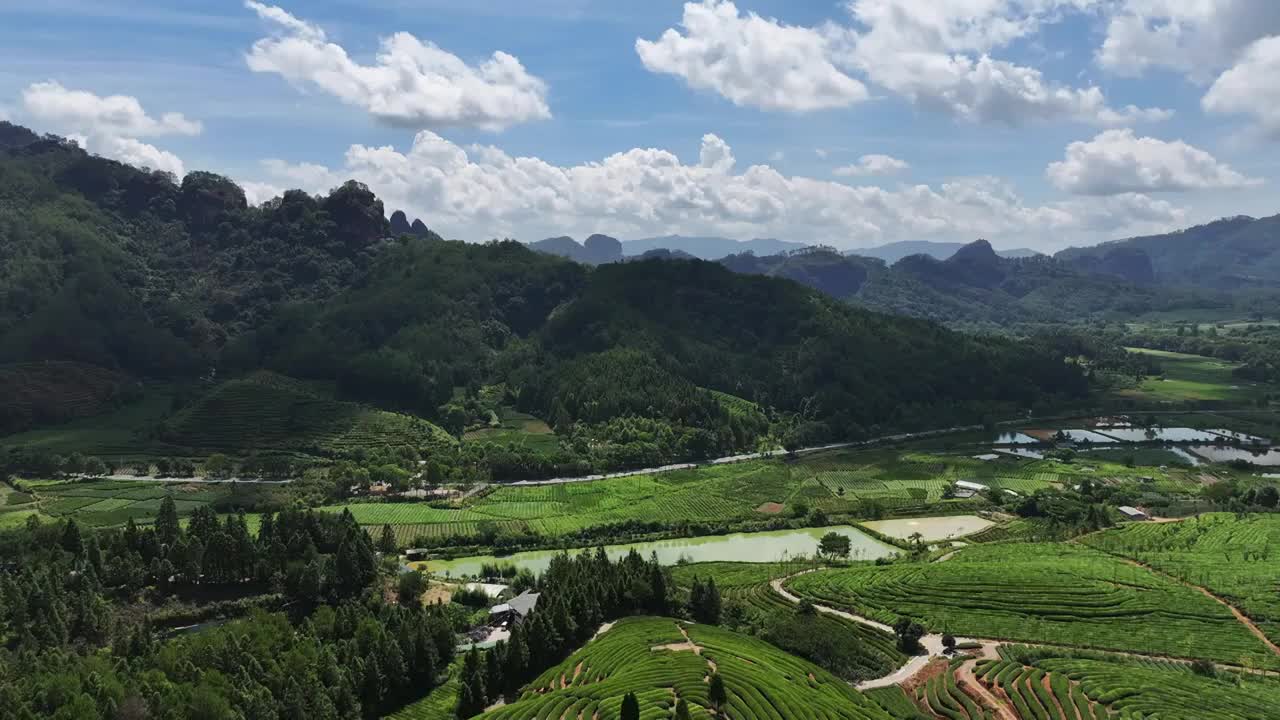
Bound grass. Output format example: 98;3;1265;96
1120;348;1267;403
479;616;895;720
1082;513;1280;646
785;541;1280;668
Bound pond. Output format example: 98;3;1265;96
1095;427;1222;443
994;432;1041;445
859;514;994;542
1188;446;1280;467
420;525;899;578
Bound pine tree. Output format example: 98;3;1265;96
702;578;722;625
620;692;640;720
708;672;726;709
674;699;692;720
378;524;397;554
155;496;180;547
60;519;83;556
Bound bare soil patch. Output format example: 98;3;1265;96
756;501;785;514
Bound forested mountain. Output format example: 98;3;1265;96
1057;215;1280;289
622;235;806;259
528;233;623;264
0;121;1087;459
722;242;1254;331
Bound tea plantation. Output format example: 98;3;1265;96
478;617;896;720
785;542;1280;668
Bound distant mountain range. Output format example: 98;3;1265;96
526;234;1040;265
848;240;1042;264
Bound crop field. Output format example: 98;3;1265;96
462;407;559;454
669;562;904;681
0;361;129;437
1119;348;1266;404
1082;513;1280;645
785;542;1279;668
386;662;459;720
11;478;264;528
975;653;1280;720
479;617;896;720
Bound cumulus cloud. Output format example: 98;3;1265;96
1047;129;1261;195
1097;1;1280;81
247;132;1183;248
20;81;196;176
1203;36;1280;138
636;0;868;111
836;0;1170;125
244;1;550;131
22;80;201;137
834;154;910;177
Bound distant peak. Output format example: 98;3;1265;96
949;239;998;264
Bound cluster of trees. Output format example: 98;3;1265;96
454;549;676;716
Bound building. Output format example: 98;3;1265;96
488;590;540;626
951;479;989;498
1118;506;1149;521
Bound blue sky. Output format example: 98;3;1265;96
2;0;1279;251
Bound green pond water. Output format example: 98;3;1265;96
859;515;994;542
422;525;899;578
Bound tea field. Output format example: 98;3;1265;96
478;617;896;720
785;542;1280;668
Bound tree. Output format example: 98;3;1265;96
620;692;640;720
708;672;727;709
1257;486;1279;509
673;699;692;720
155;496;180;547
894;618;925;654
60;519;83;556
818;532;851;561
942;634;956;652
379;524;397;554
456;649;487;718
203;454;234;480
397;571;428;607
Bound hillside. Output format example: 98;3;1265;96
1057;214;1280;289
849;240;1041;263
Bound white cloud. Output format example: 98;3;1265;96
1097;1;1280;81
1047;129;1261;195
1203;36;1280;138
244;1;550;131
99;136;187;177
20;81;196;176
769;150;786;162
248;132;1182;249
834;154;910;177
836;0;1170;125
635;0;869;111
22;80;201;137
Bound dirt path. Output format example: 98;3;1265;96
1041;672;1075;720
655;623;718;674
956;658;1018;720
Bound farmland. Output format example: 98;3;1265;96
479;617;895;720
1082;513;1280;645
462;407;559;454
10;477;267;529
785;542;1280;668
1120;348;1266;404
973;651;1280;720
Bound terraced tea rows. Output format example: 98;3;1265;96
785;542;1279;668
917;660;994;720
18;478;256;527
1083;513;1280;645
480;617;895;720
976;659;1107;720
670;562;905;681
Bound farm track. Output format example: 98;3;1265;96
956;658;1018;720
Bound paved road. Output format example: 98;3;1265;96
506;425;982;487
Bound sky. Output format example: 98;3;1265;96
2;0;1279;252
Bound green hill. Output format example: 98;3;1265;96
0;361;131;435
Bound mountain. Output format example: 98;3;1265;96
848;240;1042;263
721;242;1235;329
622;235;808;259
1056;215;1280;289
528;234;623;264
0;121;1086;451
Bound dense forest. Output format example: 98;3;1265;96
0;121;1089;473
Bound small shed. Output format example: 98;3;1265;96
952;480;989;499
1118;506;1149;521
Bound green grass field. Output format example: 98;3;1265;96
786;542;1279;668
1083;513;1280;646
1120;348;1266;403
480;616;895;720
